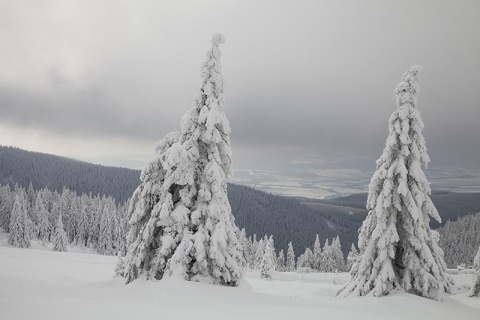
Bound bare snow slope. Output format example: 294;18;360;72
0;234;479;320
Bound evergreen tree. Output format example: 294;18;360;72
286;242;296;272
312;234;322;271
52;211;68;252
8;193;31;248
298;248;313;269
0;184;13;232
346;243;359;272
253;237;266;269
36;193;51;244
119;34;243;285
338;66;451;300
277;249;286;272
469;246;480;297
98;197;115;255
320;239;330;272
260;236;275;279
330;236;345;272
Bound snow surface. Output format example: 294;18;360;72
1;231;479;320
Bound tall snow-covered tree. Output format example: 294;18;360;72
338;66;451;300
286;242;296;272
469;246;480;297
8;193;31;248
119;34;244;285
52;211;68;252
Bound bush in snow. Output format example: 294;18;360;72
469;246;480;297
118;34;244;286
338;66;451;300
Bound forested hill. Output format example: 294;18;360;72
0;146;140;204
228;184;360;255
306;191;480;229
0;146;361;255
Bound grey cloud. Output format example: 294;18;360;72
0;0;479;174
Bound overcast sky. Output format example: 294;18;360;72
1;1;479;196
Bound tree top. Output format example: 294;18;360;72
212;33;225;46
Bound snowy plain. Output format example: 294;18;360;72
1;231;479;320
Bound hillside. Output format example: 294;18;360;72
0;146;140;204
438;212;480;268
0;146;360;255
305;191;480;229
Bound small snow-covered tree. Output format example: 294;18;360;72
320;239;330;272
260;237;275;279
8;193;31;248
253;237;266;269
313;234;322;271
346;243;359;272
36;193;51;244
0;184;13;232
119;34;243;285
330;236;345;272
52;211;68;252
469;246;480;297
297;248;313;269
286;242;296;272
277;249;286;272
98;197;115;255
338;66;451;300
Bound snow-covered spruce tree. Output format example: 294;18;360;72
277;249;286;272
36;194;51;244
0;184;13;232
469;246;480;297
119;34;243;285
286;242;296;272
52;211;68;252
331;236;345;272
253;237;266;269
320;239;330;272
338;66;451;300
346;243;359;272
313;234;322;271
8;193;31;248
260;237;275;279
98;197;115;255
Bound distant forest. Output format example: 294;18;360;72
0;146;360;255
0;146;140;204
1;145;480;258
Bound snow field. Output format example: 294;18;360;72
1;236;479;320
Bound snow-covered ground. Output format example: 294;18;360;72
1;233;479;320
